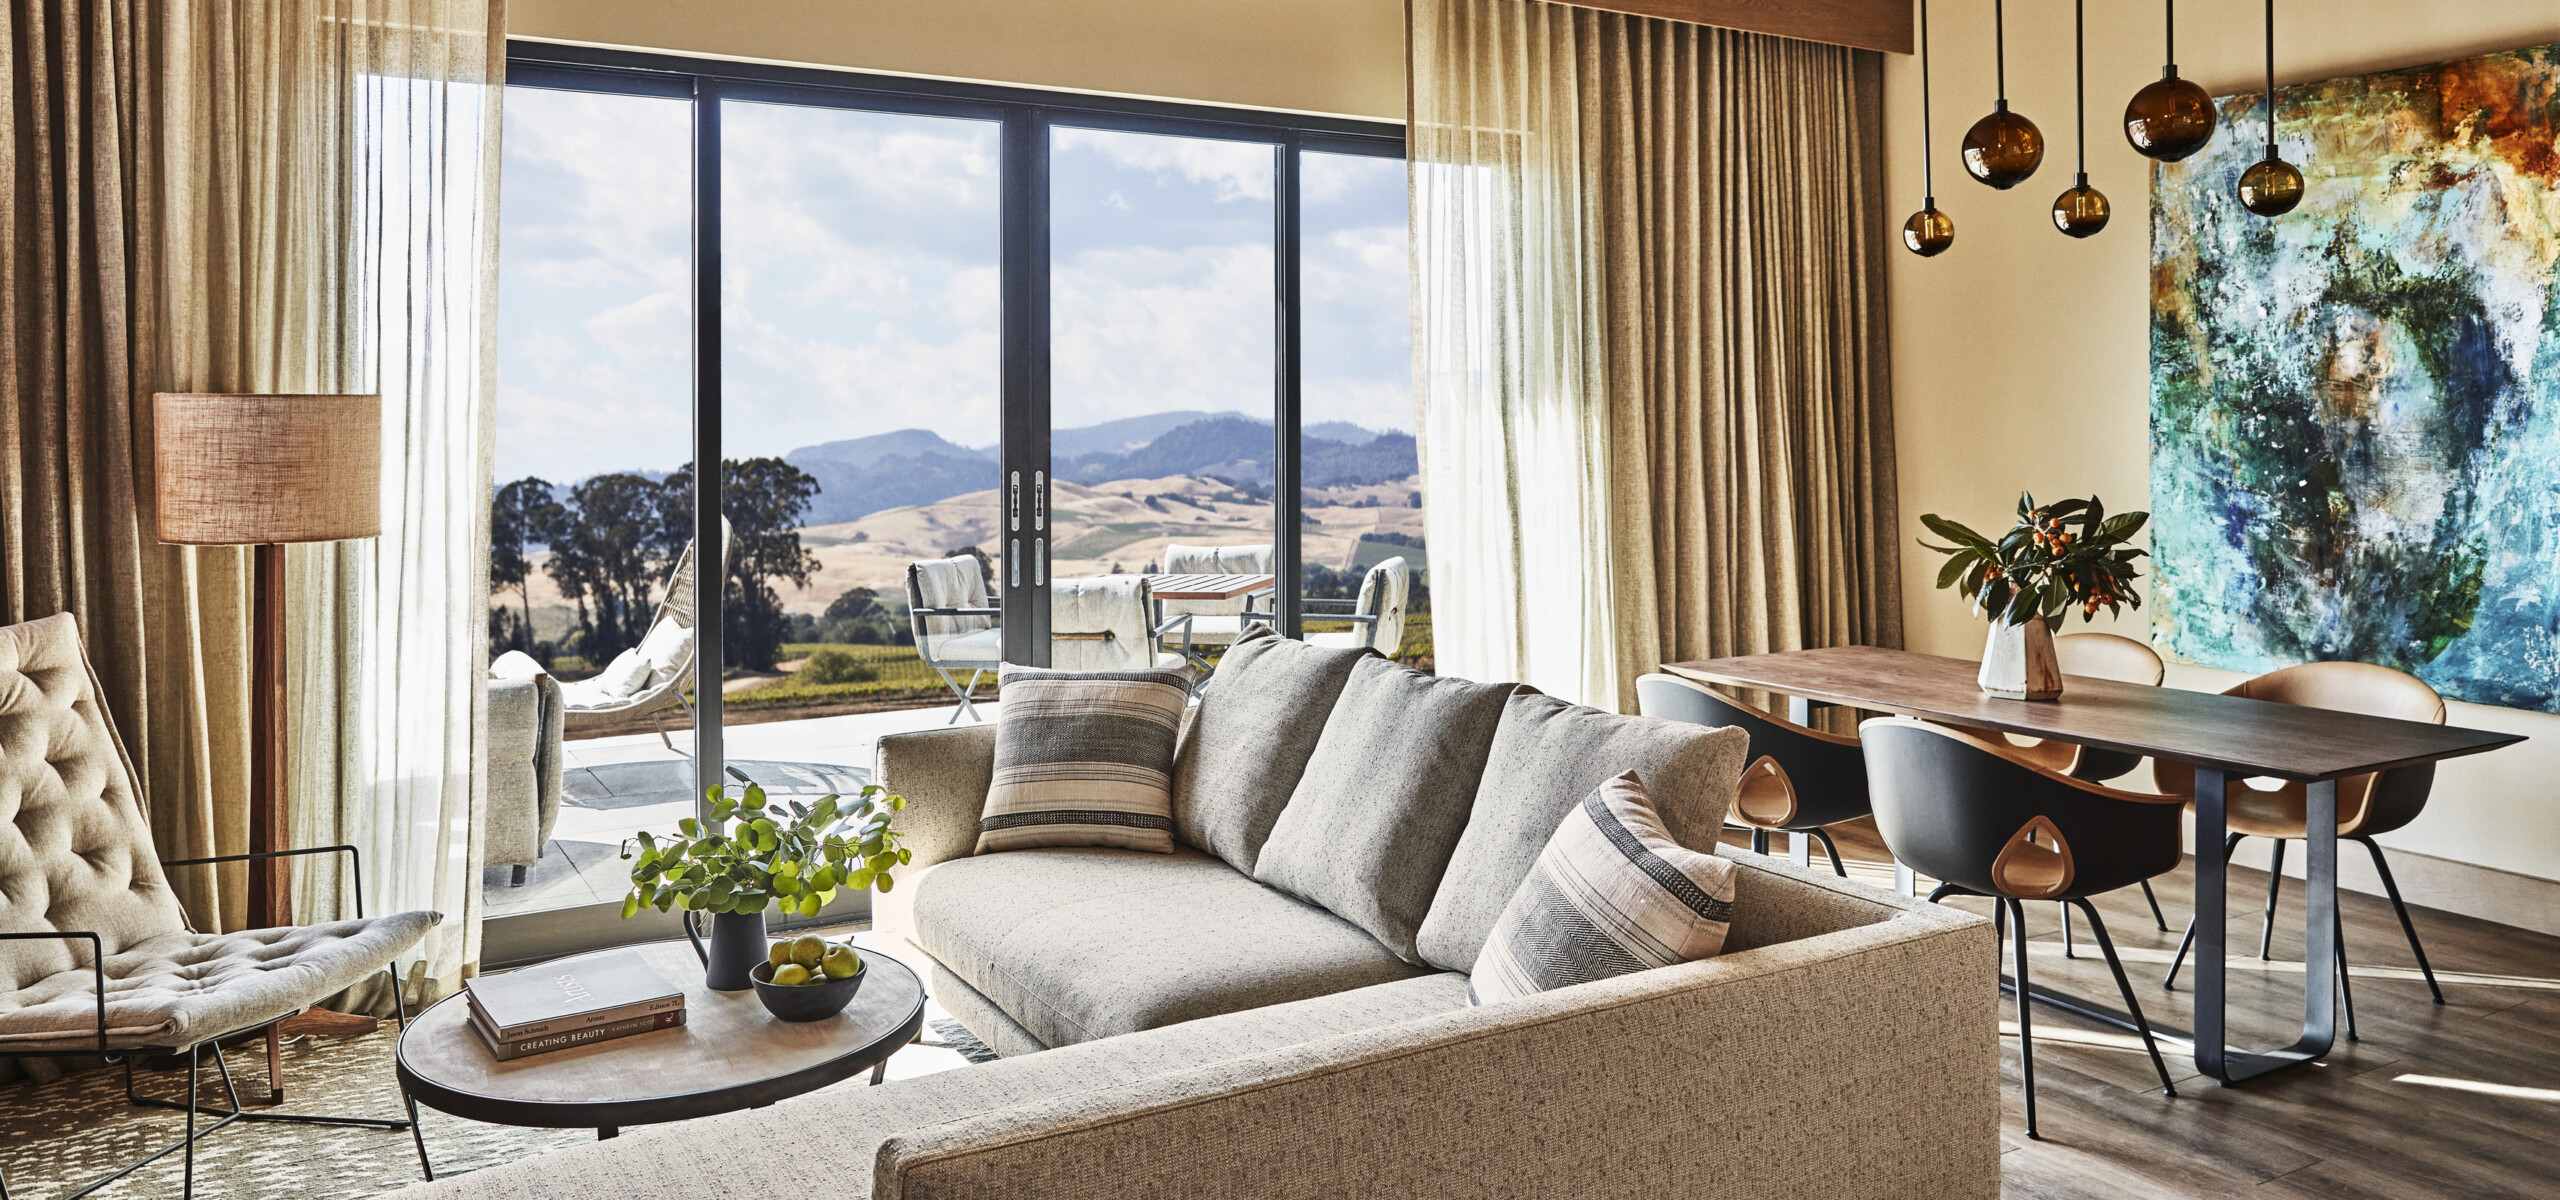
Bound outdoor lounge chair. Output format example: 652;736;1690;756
1050;575;1192;674
0;613;441;1197
1302;555;1409;655
908;555;1003;723
510;519;728;751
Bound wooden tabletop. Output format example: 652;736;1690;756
1661;646;2524;782
397;940;924;1129
1139;572;1275;601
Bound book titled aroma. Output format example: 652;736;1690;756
465;951;685;1042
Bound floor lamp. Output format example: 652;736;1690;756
154;393;381;933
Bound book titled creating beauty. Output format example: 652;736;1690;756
465;951;685;1058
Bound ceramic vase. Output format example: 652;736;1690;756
1979;616;2063;700
684;909;769;992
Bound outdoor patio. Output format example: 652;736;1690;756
483;700;999;918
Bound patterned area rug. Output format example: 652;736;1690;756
0;1032;580;1198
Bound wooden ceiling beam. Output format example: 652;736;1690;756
1562;0;1912;55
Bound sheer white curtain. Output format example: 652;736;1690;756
1411;0;1621;708
285;0;504;1010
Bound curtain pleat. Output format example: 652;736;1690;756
6;0;500;1016
1410;0;1899;712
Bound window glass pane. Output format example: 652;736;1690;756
717;99;1005;836
487;85;693;917
1048;127;1278;667
1298;151;1423;665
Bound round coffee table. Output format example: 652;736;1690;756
396;939;924;1157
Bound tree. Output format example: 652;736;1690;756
491;477;565;657
546;472;675;664
664;458;822;672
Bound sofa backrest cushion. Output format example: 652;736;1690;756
1467;771;1737;1005
977;666;1192;854
1170;627;1370;873
1251;657;1518;962
0;614;191;992
1414;692;1748;973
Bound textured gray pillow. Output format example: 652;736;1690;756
1170;626;1371;873
1252;657;1518;962
1414;691;1748;973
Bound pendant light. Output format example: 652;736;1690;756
2237;0;2304;216
2123;0;2216;161
1903;0;1954;256
1962;0;2043;189
2051;0;2108;237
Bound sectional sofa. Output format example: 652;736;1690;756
401;636;1998;1198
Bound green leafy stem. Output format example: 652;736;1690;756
1920;492;2150;627
618;778;910;921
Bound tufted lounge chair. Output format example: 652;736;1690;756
0;613;442;1197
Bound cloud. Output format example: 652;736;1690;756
1054;126;1275;202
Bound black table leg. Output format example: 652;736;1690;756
2194;769;2338;1083
597;1126;619;1140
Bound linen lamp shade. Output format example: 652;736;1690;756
153;393;382;545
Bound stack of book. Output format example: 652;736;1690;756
465;951;687;1061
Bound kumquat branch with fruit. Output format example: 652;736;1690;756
1919;492;2149;625
619;778;911;924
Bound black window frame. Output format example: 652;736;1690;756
490;42;1404;962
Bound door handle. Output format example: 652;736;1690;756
1010;538;1021;588
1033;471;1047;532
1035;538;1046;586
1008;471;1021;533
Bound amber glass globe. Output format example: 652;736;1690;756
1903;206;1955;257
2238;155;2305;215
2123;73;2217;161
2052;177;2110;237
1962;105;2044;189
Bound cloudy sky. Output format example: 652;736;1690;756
493;87;1409;487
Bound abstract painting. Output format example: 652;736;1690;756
2150;42;2560;711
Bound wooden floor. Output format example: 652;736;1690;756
1727;821;2560;1199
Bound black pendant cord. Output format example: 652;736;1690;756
2262;0;2278;155
1994;0;2008;109
1921;0;1936;205
2165;0;2177;74
2074;0;2087;180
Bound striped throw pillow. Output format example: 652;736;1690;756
1467;770;1737;1005
976;666;1192;855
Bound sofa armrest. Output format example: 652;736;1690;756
873;859;1999;1200
876;724;999;871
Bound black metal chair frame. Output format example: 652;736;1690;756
0;845;427;1200
1634;674;1870;880
1862;719;2184;1141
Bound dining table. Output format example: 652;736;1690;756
1660;646;2525;1085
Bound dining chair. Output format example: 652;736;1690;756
1635;673;1867;877
1861;717;2184;1140
2155;662;2449;1030
908;554;1005;723
2008;633;2174;941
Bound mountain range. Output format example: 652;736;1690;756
783;413;1416;525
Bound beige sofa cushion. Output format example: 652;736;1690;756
1169;627;1369;873
911;847;1430;1048
1251;657;1516;962
1415;692;1749;973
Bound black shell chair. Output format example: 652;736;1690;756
1635;673;1867;877
1862;717;2185;1139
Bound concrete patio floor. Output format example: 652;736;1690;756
484;700;1000;918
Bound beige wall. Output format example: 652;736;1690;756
1884;3;2560;901
507;0;1408;120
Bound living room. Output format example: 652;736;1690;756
5;1;2557;1197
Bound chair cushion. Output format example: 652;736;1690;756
0;613;192;994
636;618;691;687
1252;657;1516;961
977;666;1191;854
1416;692;1749;973
0;910;441;1050
923;627;1004;667
912;847;1432;1047
1170;627;1370;873
1468;772;1736;1005
591;648;652;699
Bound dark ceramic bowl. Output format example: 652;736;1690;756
749;956;866;1022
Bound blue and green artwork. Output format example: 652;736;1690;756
2150;42;2560;711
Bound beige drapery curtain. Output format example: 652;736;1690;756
1410;0;1901;712
4;0;499;1007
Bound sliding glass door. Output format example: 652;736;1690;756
487;46;1404;961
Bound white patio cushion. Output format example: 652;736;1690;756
0;911;442;1051
1303;630;1367;649
1167;613;1251;647
637;618;692;687
924;627;1004;667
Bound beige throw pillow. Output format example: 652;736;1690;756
976;666;1191;854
